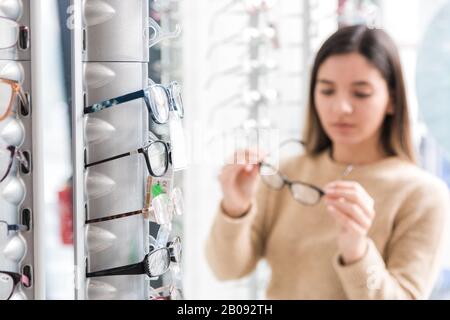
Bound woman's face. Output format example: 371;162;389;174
314;52;393;147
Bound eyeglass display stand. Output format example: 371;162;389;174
0;0;46;300
72;0;150;300
246;0;324;300
148;0;184;295
246;9;269;301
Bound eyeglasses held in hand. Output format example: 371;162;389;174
0;271;29;300
0;78;30;121
83;81;184;125
84;139;170;178
0;146;30;183
86;237;182;279
258;140;325;206
0;17;29;50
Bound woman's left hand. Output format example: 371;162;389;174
324;181;376;265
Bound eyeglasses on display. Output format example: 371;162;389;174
207;24;279;59
209;0;278;35
0;271;29;300
0;145;30;183
0;78;30;121
211;89;279;113
86;236;181;279
205;59;277;89
84;139;170;178
85;187;184;225
83;81;184;125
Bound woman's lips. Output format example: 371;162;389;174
331;123;356;132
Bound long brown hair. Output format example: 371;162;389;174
303;25;415;162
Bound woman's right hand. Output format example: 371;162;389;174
219;150;262;218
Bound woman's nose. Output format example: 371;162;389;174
332;97;353;114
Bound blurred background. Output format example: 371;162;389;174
38;0;450;299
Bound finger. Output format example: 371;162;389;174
325;182;374;209
325;180;363;192
326;182;371;204
324;189;375;218
328;205;367;235
223;149;256;166
233;149;265;166
219;162;259;186
326;198;372;230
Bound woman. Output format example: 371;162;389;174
205;25;450;299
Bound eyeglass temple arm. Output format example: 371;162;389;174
86;261;145;278
9;224;28;232
0;146;16;183
0;220;27;231
84;90;146;114
6;271;28;286
85;209;144;224
84;150;135;168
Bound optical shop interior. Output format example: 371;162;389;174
1;0;450;301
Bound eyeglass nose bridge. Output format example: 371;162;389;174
281;175;295;189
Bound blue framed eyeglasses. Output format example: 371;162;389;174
84;81;184;125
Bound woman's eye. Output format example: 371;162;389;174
354;92;372;98
320;90;334;96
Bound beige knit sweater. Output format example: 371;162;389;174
205;150;450;299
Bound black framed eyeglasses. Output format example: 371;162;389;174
0;146;30;183
0;271;29;300
83;81;184;124
86;237;182;279
84;139;170;178
258;139;325;206
259;162;325;206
